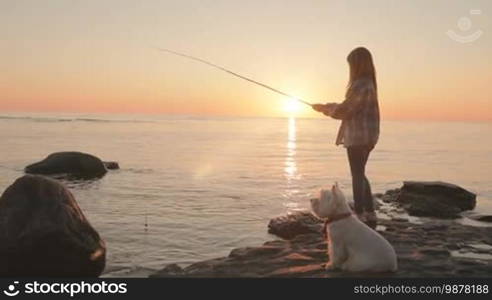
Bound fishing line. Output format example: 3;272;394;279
154;47;313;107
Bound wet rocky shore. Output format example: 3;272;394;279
151;186;492;278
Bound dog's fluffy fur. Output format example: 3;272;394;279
310;184;397;272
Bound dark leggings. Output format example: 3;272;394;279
347;145;374;214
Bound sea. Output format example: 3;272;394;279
1;113;491;276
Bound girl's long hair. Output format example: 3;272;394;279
347;47;377;92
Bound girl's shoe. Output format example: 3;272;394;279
364;211;378;229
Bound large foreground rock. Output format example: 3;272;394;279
151;212;492;278
382;181;476;219
25;152;112;179
0;175;106;277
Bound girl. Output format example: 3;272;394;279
312;47;380;229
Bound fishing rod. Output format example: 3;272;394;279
154;47;313;107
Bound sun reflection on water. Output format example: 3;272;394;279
285;117;297;177
283;117;301;210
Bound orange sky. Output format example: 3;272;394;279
1;0;491;121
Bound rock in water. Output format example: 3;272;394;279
25;152;108;179
468;214;492;223
0;175;106;277
397;181;476;219
103;161;120;170
268;211;323;239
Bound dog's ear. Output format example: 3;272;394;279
332;184;341;200
328;186;340;213
332;184;346;203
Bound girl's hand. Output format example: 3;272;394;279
313;103;338;116
312;104;326;112
325;103;338;112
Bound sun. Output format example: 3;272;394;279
283;98;302;114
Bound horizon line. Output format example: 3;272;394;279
0;110;491;124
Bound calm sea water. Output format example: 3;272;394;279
1;113;491;276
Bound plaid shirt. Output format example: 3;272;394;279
331;79;380;147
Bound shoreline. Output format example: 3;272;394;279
150;190;492;278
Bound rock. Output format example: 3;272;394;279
267;211;323;239
392;217;409;222
150;264;184;278
417;248;451;257
422;224;449;231
468;214;492;223
103;161;120;170
267;263;324;277
394;181;476;218
25;152;108;179
0;175;106;277
406;201;461;219
229;246;285;258
381;188;401;203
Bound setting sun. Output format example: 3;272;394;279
283;98;303;114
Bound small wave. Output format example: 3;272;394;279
0;165;21;172
125;168;155;174
72;118;153;123
0;115;154;124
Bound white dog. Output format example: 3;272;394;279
310;184;397;272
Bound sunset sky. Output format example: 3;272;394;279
1;0;491;121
